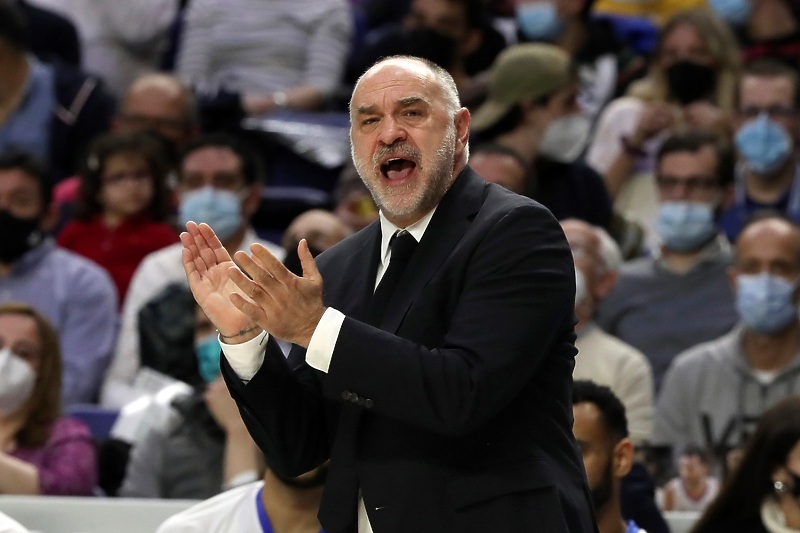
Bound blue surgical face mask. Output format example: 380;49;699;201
195;332;222;383
735;113;793;176
179;187;244;241
516;2;563;42
736;273;798;334
709;0;752;26
655;201;717;252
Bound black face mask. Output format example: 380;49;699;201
404;28;459;71
0;210;43;264
665;60;717;105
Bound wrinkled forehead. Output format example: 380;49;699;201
351;59;441;110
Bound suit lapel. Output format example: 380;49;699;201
326;222;382;322
379;168;486;333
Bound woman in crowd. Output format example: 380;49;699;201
692;395;800;533
57;132;177;304
0;302;96;496
585;8;740;248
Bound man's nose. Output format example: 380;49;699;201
377;117;407;146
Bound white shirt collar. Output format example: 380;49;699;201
378;207;437;269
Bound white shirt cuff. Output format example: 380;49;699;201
220;331;268;381
305;307;345;373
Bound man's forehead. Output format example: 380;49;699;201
353;59;437;102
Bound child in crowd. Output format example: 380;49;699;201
57;132;177;303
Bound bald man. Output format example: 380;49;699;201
655;214;800;467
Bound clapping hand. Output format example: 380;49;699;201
181;221;327;347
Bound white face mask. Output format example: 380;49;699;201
538;114;591;164
575;267;589;308
0;348;36;416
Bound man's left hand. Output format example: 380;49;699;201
228;239;326;348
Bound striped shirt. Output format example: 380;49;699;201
177;0;354;95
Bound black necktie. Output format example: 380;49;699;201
367;230;418;327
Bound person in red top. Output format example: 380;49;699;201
57;132;177;303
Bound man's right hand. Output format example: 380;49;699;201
181;222;262;344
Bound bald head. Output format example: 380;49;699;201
115;73;198;145
282;209;353;252
735;216;800;277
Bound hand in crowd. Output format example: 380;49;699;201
631;101;679;146
683;101;731;136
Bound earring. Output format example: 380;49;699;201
775;480;789;494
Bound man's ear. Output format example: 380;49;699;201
455;108;471;154
612;438;634;478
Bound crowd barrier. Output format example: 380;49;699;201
0;495;198;533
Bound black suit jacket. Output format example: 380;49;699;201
223;168;597;533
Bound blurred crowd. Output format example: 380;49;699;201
3;0;800;531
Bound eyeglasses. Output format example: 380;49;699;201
738;105;797;120
656;175;718;194
102;170;152;184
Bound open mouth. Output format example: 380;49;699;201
380;158;417;181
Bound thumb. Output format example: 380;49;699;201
299;239;321;280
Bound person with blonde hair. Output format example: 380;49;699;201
586;8;741;252
0;302;96;496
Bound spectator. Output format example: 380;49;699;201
564;218;655;446
112;73;201;157
586;9;740;250
333;163;379;232
348;0;506;108
0;152;117;406
155;464;325;533
513;0;645;124
471;43;613;227
661;445;720;512
692;395;800;533
596;130;739;389
281;208;353;272
572;380;647;533
101;133;284;409
0;302;96;496
655;214;800;465
710;0;800;74
25;0;180;97
177;0;354;118
119;306;262;499
470;142;528;194
57;132;177;303
0;1;115;181
52;72;200;216
719;60;800;242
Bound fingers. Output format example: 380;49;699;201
197;223;232;263
250;243;293;284
299;239;322;281
229;291;269;327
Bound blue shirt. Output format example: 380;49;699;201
0;56;54;161
0;240;118;406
